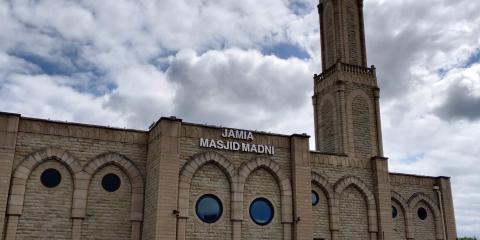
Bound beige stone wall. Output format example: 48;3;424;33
412;201;436;240
319;98;336;153
322;0;335;69
352;95;371;158
392;201;406;240
179;124;291;174
346;84;379;158
82;165;132;240
0;113;19;239
16;160;73;239
14;121;147;174
339;186;369;240
390;174;447;240
6;118;147;240
242;169;282;240
0;116;457;240
312;184;330;240
187;163;232;240
343;0;362;65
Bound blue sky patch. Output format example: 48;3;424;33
400;153;425;163
464;49;480;68
288;1;312;16
262;42;310;60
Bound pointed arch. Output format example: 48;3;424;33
311;171;335;236
391;191;411;238
407;192;443;240
391;191;408;213
178;151;235;218
237;157;293;224
7;147;82;216
333;176;378;233
311;171;334;204
84;153;144;221
5;148;82;240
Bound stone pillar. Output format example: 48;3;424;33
0;112;20;239
232;220;242;240
437;177;457;240
283;223;292;240
290;134;312;240
373;88;384;157
4;215;19;240
371;156;392;240
335;81;347;155
312;95;320;151
71;218;83;240
143;117;182;240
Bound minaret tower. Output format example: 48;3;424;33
313;0;383;158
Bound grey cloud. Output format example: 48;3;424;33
167;49;313;132
365;0;480;100
435;84;480;121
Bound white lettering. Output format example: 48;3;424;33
242;143;251;152
200;138;209;147
247;132;254;141
200;128;274;155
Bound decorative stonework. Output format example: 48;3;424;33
178;152;293;240
5;148;144;240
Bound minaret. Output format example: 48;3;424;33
313;0;383;158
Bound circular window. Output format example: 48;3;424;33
417;207;428;220
392;205;398;218
41;168;62;188
102;173;121;192
249;197;274;226
312;191;319;206
196;194;223;224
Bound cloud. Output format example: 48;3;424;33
435;84;480;121
167;49;314;133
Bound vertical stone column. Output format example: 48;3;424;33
312;95;320;151
144;117;182;240
437;177;457;240
371;156;392;240
4;215;19;240
290;134;312;240
373;88;384;157
71;218;83;240
335;81;347;154
0;113;20;239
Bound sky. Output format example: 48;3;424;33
0;0;479;236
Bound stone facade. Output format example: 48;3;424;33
0;0;457;239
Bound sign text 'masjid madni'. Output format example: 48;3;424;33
199;129;275;155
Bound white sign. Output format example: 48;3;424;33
199;128;275;155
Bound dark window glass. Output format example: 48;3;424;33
41;168;62;188
312;191;319;206
392;205;398;218
102;173;121;192
249;197;274;226
417;207;428;220
196;194;223;224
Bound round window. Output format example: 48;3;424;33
392;205;398;218
102;173;121;192
312;191;319;206
41;168;62;188
196;194;223;224
417;207;428;220
249;197;274;226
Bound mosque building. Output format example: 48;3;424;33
0;0;457;239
